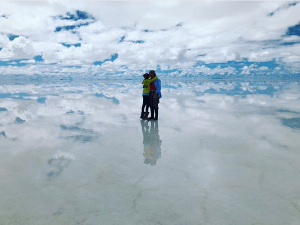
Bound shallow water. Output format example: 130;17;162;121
1;79;300;225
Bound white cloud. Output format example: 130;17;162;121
193;65;236;75
20;59;35;64
0;1;299;75
259;66;269;70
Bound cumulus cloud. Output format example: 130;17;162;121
0;1;299;76
241;64;272;75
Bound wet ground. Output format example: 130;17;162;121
1;79;300;225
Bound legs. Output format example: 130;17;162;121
152;94;159;120
148;91;159;120
154;108;158;120
149;107;155;120
141;95;150;119
150;107;158;120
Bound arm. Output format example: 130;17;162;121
142;80;147;88
154;79;161;93
143;76;157;88
154;79;161;98
148;76;157;83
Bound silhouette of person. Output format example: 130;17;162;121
140;120;162;166
148;70;162;120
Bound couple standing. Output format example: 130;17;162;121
140;70;162;120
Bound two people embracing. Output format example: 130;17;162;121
140;70;162;120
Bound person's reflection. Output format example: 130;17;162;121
140;120;162;166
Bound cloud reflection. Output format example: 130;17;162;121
1;79;300;224
47;151;75;177
0;79;299;154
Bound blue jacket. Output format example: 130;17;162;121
153;78;162;99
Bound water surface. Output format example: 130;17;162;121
1;78;300;225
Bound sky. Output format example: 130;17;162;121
0;1;299;78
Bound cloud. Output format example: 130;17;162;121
20;59;35;64
259;66;269;71
242;64;273;75
0;1;299;76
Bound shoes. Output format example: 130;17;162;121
143;112;149;120
140;112;144;119
147;117;154;120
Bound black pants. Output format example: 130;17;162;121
149;91;159;118
142;95;150;113
149;91;159;109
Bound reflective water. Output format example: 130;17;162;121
1;78;300;225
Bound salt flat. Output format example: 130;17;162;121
1;79;300;225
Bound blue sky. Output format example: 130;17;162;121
0;1;299;78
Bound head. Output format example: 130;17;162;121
143;73;149;79
149;70;156;78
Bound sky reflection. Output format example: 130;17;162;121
0;79;300;151
1;79;300;224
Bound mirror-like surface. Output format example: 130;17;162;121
1;79;300;225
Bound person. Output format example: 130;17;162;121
140;73;157;119
148;70;161;120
